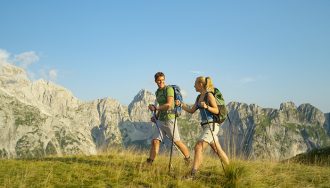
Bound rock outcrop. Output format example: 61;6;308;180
220;102;330;160
0;62;329;160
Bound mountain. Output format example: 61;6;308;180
325;113;330;136
285;146;330;166
0;63;127;158
220;102;330;160
0;62;329;160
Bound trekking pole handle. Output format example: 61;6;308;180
148;104;158;112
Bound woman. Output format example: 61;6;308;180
147;72;190;164
179;76;229;176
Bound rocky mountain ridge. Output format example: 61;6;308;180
0;62;329;160
220;101;329;160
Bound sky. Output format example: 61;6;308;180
0;1;329;112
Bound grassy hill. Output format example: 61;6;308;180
285;146;330;166
0;148;329;188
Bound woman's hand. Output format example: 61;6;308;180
200;101;208;109
175;100;181;107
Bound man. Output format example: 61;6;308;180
147;72;190;165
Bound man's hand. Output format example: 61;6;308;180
148;104;156;111
151;116;157;123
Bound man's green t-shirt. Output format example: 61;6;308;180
156;86;175;121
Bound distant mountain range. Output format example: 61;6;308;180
0;62;329;160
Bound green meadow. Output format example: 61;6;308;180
0;147;329;188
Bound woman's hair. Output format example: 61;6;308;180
196;76;214;92
154;72;165;81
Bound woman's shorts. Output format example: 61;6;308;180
199;123;220;144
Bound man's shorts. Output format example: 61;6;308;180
152;119;181;142
199;123;220;144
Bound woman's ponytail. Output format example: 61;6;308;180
196;76;214;92
205;77;214;92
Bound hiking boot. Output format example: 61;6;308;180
184;156;191;166
191;168;197;176
183;169;198;180
146;158;154;165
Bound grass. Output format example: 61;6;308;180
285;146;330;166
0;148;329;188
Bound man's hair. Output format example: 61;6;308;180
154;72;165;81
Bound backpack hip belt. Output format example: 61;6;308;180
200;121;218;131
200;121;215;126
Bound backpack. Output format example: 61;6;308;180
204;88;228;124
163;85;183;116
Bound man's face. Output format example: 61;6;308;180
155;76;165;89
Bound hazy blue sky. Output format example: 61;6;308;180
1;1;329;112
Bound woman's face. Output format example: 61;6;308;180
194;79;202;92
155;76;165;89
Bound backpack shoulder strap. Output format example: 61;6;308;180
156;87;168;97
195;94;201;105
164;85;170;97
204;92;213;105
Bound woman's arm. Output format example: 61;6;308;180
205;93;219;114
182;102;197;114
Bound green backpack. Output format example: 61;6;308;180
205;88;228;124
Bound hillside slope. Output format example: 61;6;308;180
0;148;329;187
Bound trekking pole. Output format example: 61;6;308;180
168;107;178;173
165;136;184;157
226;113;233;157
152;111;164;142
227;114;232;125
202;109;226;174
